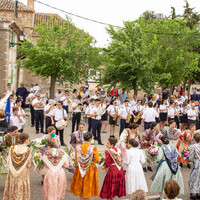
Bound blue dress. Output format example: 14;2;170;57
188;143;200;194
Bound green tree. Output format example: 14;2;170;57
101;21;155;95
19;18;100;98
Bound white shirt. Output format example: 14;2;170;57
55;93;63;102
60;95;70;106
118;105;132;119
18;107;25;117
187;108;197;120
44;104;53;117
181;95;188;103
91;95;98;99
133;105;142;113
81;92;88;103
85;104;94;116
10;115;22;130
107;105;118;116
159;105;167;113
72;100;81;113
168;107;175;118
32;98;44;111
142;107;158;122
51;108;67;121
90;106;102;120
33;85;41;92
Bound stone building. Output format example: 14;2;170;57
0;0;100;96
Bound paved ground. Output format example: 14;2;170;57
0;113;191;200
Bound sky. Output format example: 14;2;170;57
19;0;200;47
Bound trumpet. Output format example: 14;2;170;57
126;110;131;123
134;107;144;123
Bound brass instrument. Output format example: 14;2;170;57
134;107;144;123
113;109;118;121
78;103;83;110
126;110;131;123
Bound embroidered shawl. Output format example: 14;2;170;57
8;145;32;177
162;145;179;175
193;143;200;160
76;144;94;178
108;147;122;171
42;148;69;173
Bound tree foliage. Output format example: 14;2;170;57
19;18;100;98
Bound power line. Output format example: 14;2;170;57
34;0;200;36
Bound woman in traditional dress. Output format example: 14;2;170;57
38;139;69;200
176;123;196;168
100;136;126;199
141;122;162;172
187;132;200;200
124;139;148;196
150;136;184;200
116;123;140;160
162;120;182;141
3;133;32;200
70;132;100;199
101;98;108;133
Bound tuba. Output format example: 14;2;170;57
134;107;144;123
126;110;131;123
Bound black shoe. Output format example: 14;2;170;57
98;143;104;145
148;166;153;171
187;163;191;169
94;137;98;140
143;167;147;172
61;143;66;146
190;193;197;199
41;131;44;134
41;180;43;185
180;163;183;168
31;124;34;127
36;131;39;134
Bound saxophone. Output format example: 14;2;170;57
126;110;131;123
113;109;118;121
134;107;145;123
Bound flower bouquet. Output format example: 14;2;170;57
98;152;106;166
148;142;159;157
181;148;189;159
33;152;44;169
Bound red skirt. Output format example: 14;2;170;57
100;165;126;199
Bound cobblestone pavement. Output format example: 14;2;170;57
0;113;190;199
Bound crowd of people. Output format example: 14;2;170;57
0;82;200;200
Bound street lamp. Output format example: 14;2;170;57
10;31;26;47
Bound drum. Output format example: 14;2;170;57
55;119;68;130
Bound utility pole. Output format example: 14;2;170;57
14;0;18;18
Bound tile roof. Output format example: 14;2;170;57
0;14;10;22
34;13;65;26
0;0;33;12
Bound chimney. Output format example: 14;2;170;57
27;0;34;10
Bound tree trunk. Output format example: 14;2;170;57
132;80;137;95
50;76;56;99
183;81;186;92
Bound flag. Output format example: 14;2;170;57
5;96;11;126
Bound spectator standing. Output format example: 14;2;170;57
119;89;128;104
16;83;28;108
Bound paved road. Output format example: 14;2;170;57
0;113;191;199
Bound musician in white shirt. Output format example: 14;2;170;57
60;90;70;114
159;99;168;130
51;101;67;146
168;102;176;123
85;98;95;132
118;100;133;135
100;98;108;133
130;95;137;107
26;91;36;127
133;100;143;124
107;100;118;136
90;99;104;145
187;103;198;127
32;93;45;134
55;89;63;102
10;107;24;132
71;95;82;133
142;102;159;130
44;99;54;134
81;88;89;106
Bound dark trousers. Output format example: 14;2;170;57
72;112;81;133
119;119;129;135
63;105;68;113
144;122;153;130
92;119;102;144
45;116;51;134
175;116;179;129
34;110;44;132
30;105;34;126
88;117;92;132
55;126;64;145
